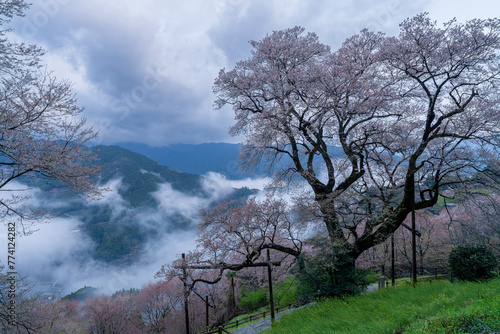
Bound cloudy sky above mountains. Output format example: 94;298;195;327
5;0;500;294
9;0;500;146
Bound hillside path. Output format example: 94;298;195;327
232;304;310;334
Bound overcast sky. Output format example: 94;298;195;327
10;0;500;146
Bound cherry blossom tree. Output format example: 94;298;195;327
28;299;83;334
448;193;500;250
214;14;500;268
157;196;304;301
137;280;183;333
394;211;452;273
0;264;42;333
0;0;100;231
84;294;141;334
1;264;83;333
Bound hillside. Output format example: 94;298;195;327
21;145;257;263
117;142;246;178
116;142;345;179
261;279;500;333
95;145;206;207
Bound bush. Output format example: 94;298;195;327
274;278;298;307
365;270;382;284
448;244;498;281
239;285;268;312
238;278;298;313
293;244;368;302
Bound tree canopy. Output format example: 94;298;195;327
0;0;100;230
214;14;500;262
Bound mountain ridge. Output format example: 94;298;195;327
22;144;256;264
116;142;249;178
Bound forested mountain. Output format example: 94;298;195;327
95;145;206;207
116;142;246;178
23;145;256;264
116;142;344;179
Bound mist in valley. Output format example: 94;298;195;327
1;172;271;297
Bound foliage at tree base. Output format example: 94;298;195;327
293;244;369;302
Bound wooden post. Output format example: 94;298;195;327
412;195;417;285
230;275;236;315
267;249;275;323
206;295;209;331
391;233;395;286
182;253;190;334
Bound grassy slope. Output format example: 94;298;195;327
263;279;500;334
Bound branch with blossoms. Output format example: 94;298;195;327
156;196;305;290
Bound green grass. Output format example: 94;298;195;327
405;288;500;334
262;279;500;334
239;277;299;313
225;278;299;331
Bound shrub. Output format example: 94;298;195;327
239;286;268;312
293;244;368;302
365;270;382;284
448;244;498;281
274;278;298;307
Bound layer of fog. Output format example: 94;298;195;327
0;173;273;297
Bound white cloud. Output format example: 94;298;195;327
0;175;271;295
11;0;447;146
202;171;271;196
425;0;500;23
92;178;129;219
152;183;210;220
15;217;94;280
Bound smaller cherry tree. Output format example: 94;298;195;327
156;195;305;327
450;193;500;251
158;196;304;285
137;280;183;333
84;294;141;334
0;0;102;233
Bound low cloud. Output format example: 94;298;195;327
2;174;272;296
203;171;272;194
152;183;210;220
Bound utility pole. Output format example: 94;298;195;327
391;234;395;286
412;192;417;284
182;253;190;334
206;295;209;331
177;254;281;329
393;223;420;286
267;250;275;323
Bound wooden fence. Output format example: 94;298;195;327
419;267;450;280
225;304;294;330
379;267;450;288
203;326;232;334
201;303;294;334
